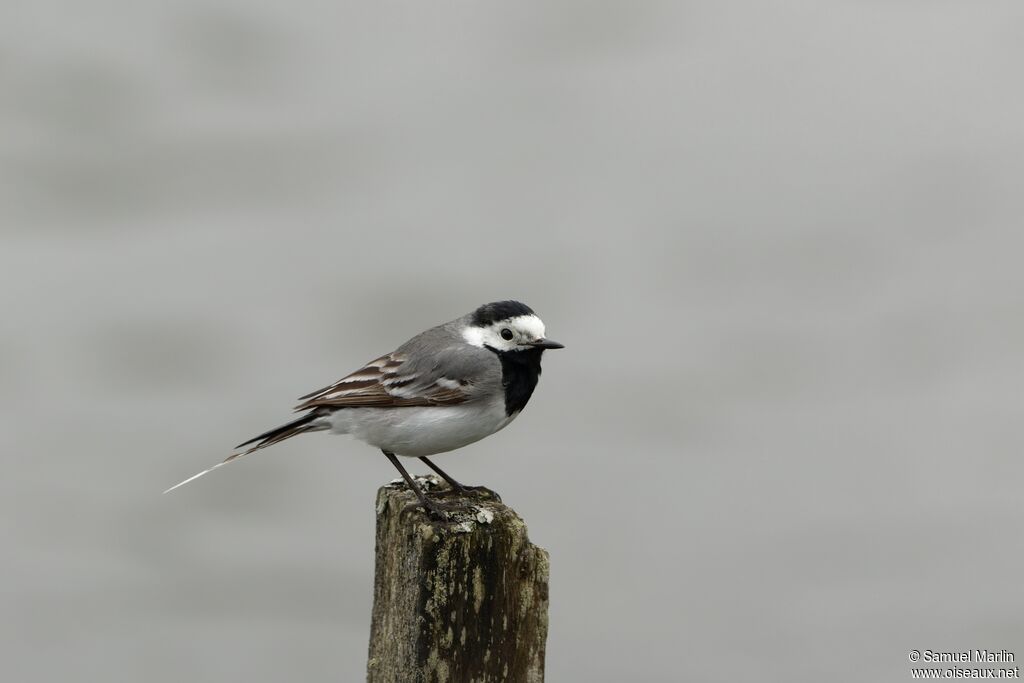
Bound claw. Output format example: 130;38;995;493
434;484;501;502
462;485;501;503
402;496;464;519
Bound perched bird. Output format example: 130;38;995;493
165;300;563;513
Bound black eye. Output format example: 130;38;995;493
500;328;514;341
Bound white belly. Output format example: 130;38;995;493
322;399;518;457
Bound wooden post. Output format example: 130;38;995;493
366;476;550;683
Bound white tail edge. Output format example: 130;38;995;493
163;460;232;494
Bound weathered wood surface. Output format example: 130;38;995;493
366;476;549;683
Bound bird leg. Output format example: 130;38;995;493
382;451;460;517
418;456;502;502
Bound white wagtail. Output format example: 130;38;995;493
165;300;563;513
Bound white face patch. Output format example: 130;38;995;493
462;314;547;352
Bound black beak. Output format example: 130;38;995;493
526;338;565;350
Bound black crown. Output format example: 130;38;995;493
470;300;535;326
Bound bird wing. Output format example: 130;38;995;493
293;350;473;411
164;341;491;494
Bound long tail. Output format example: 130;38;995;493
163;411;325;494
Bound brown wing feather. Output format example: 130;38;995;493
296;354;396;400
294;352;470;411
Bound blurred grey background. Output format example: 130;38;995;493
2;2;1023;681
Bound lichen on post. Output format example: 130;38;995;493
366;476;550;683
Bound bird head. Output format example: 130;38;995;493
462;300;565;353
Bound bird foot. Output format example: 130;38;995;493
434;484;502;503
402;496;466;520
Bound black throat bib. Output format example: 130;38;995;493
485;346;544;416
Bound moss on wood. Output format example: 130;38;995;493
367;476;549;683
